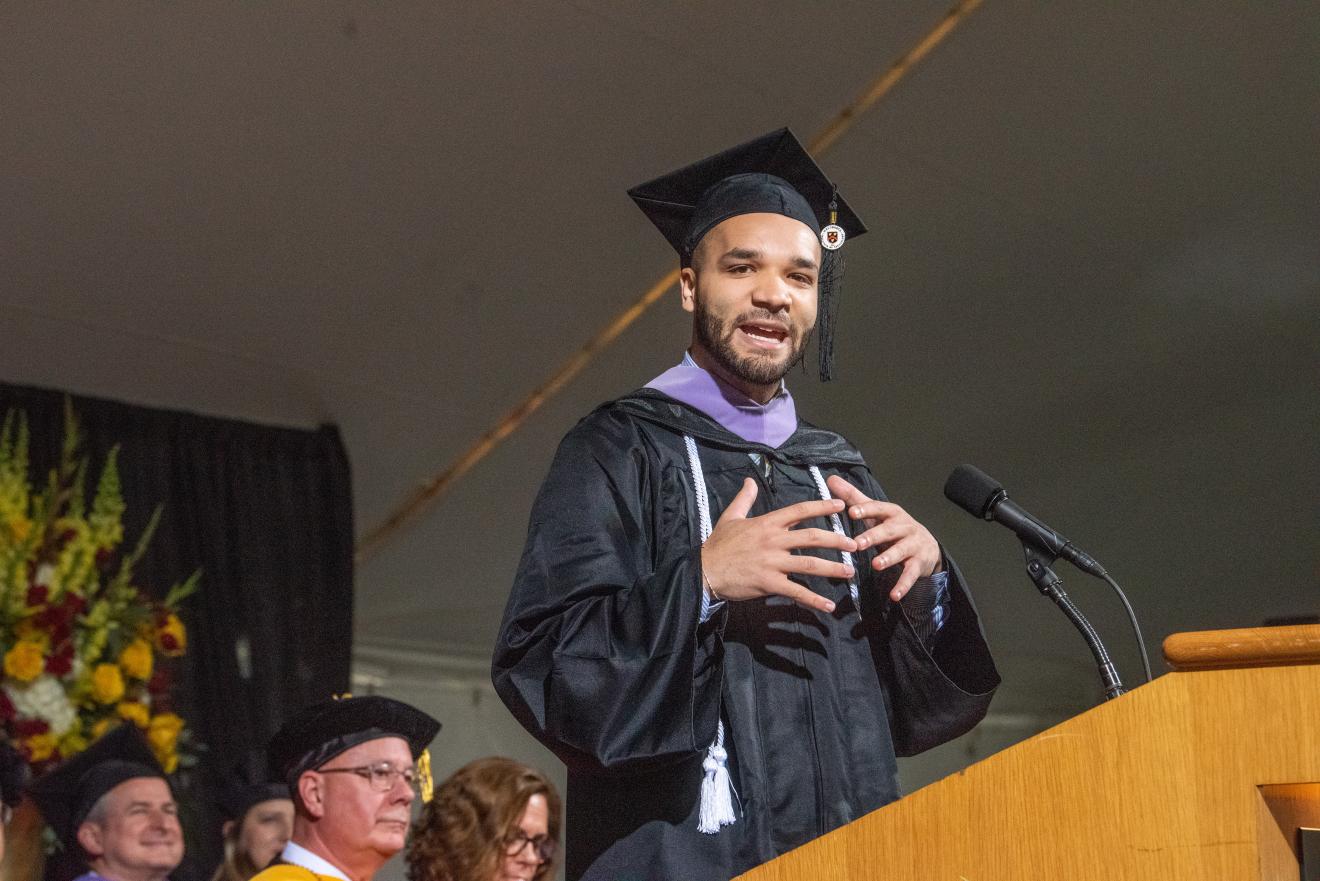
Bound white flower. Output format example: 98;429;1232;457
34;563;57;588
5;676;77;736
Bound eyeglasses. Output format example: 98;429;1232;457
504;830;556;863
318;761;418;793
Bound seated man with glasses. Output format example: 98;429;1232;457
253;695;441;881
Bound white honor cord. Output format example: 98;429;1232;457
685;435;713;542
683;435;737;834
807;465;862;617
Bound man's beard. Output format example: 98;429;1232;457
693;295;812;387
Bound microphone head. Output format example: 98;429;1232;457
943;464;1004;518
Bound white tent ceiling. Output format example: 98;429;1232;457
3;3;1317;715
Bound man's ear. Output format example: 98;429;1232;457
221;819;235;839
297;772;326;820
679;267;697;314
76;821;104;859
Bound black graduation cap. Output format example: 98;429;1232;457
215;751;289;821
0;739;29;809
266;695;440;786
628;127;867;264
27;725;167;849
627;127;868;381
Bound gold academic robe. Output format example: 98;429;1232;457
249;864;342;881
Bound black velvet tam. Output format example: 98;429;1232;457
627;127;867;267
27;725;166;848
266;695;440;783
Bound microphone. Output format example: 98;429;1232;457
943;464;1108;578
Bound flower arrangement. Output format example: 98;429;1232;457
0;403;198;776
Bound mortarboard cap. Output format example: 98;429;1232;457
627;127;866;267
27;725;167;849
267;695;440;787
1;739;29;809
214;751;289;821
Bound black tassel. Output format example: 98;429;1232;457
818;247;844;382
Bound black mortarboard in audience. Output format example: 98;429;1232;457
215;751;289;822
0;739;29;811
27;725;166;849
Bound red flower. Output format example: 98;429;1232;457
64;593;87;615
147;667;172;696
159;633;179;653
60;529;78;545
34;603;76;643
45;643;75;676
25;584;49;607
13;718;50;738
33;615;71;646
0;690;16;722
95;548;113;570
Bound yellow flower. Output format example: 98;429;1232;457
90;663;126;704
4;640;46;682
118;639;154;681
59;729;89;758
155;614;186;657
147;713;185;770
6;514;32;544
90;717;119;741
13;620;44;642
117;701;150;728
25;732;58;763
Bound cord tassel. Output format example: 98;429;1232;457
685;434;738;834
697;720;737;834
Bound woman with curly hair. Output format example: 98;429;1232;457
408;757;561;881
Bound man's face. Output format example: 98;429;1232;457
78;777;184;879
306;737;415;865
681;212;821;390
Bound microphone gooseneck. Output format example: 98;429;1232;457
944;464;1153;695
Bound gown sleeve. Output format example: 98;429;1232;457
491;409;725;774
852;466;1001;756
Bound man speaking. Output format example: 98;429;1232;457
493;128;999;881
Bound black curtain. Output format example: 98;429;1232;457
0;381;354;879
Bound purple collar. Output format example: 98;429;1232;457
645;352;798;448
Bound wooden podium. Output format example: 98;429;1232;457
738;625;1320;881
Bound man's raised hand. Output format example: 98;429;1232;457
699;477;857;614
825;474;942;602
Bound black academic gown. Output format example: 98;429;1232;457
493;390;1000;881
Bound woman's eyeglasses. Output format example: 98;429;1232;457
504;829;556;862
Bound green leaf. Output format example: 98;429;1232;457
164;569;202;608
